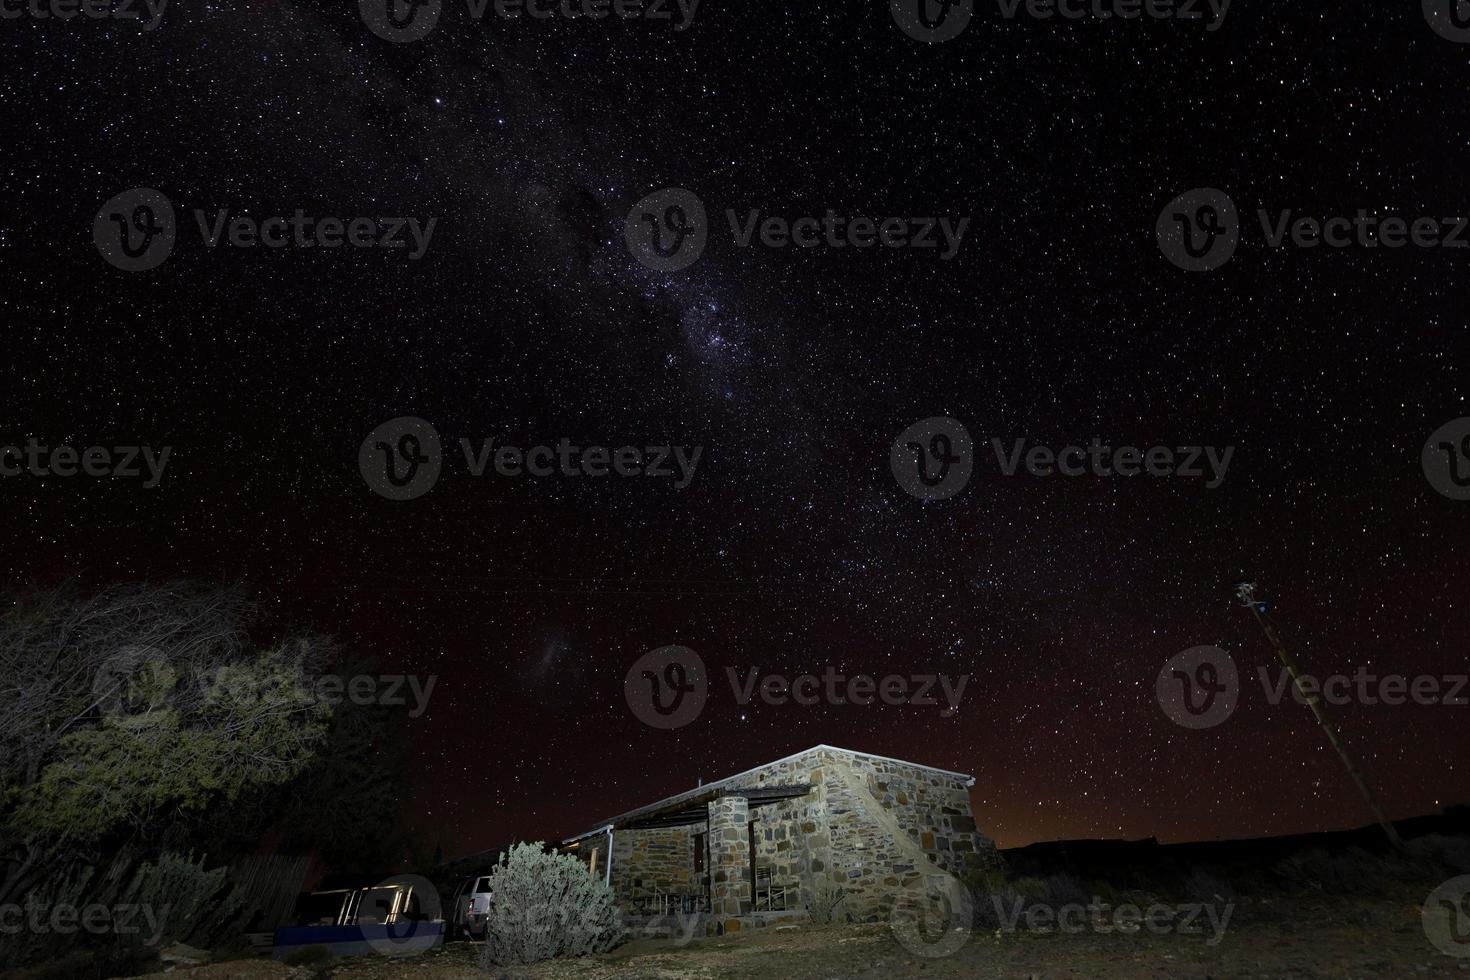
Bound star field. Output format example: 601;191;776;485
0;0;1466;861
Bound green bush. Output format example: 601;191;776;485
477;842;626;968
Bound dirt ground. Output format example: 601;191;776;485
130;886;1470;980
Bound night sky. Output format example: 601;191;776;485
2;0;1468;862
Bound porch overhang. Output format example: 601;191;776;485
563;784;812;840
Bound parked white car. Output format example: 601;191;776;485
448;875;493;939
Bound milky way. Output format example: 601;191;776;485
2;0;1467;858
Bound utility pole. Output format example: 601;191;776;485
1234;582;1405;852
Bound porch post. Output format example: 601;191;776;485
707;794;751;935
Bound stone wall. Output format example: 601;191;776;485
719;747;999;923
608;826;696;910
598;747;1000;932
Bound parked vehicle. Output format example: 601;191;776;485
274;880;444;960
448;875;494;939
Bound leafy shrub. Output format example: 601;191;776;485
477;842;626;968
115;851;238;947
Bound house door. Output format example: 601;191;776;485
748;821;757;903
694;832;707;907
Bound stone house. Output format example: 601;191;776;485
559;744;1000;936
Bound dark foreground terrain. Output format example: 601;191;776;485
103;879;1468;980
9;819;1469;980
